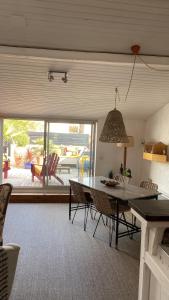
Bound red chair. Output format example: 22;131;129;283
31;153;64;185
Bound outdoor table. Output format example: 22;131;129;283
69;176;160;247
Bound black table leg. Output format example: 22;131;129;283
115;199;119;249
69;186;72;220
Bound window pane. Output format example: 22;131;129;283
47;122;92;186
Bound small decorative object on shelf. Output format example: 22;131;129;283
119;162;132;178
108;170;113;179
143;142;168;162
120;163;124;175
123;168;132;178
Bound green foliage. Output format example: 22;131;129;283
16;133;30;147
123;168;132;178
33;137;44;145
3;119;38;147
32;138;60;155
48;140;60;154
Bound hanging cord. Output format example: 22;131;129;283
114;87;118;108
117;87;121;103
115;45;169;104
138;55;169;72
114;87;122;108
124;55;137;102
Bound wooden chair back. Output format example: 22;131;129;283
31;153;64;185
44;153;59;176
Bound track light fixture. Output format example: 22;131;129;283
48;71;68;83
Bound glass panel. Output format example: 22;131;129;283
3;119;44;187
47;122;93;186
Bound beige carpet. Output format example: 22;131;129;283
4;204;140;300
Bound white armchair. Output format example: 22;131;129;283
0;244;20;299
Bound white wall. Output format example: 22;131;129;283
96;117;145;184
144;102;169;197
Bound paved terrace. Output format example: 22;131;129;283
3;167;86;187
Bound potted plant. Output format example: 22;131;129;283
24;149;33;169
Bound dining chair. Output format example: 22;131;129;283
140;179;158;199
69;180;94;231
140;179;158;191
113;174;131;185
90;189;130;246
93;175;127;225
131;179;159;228
113;174;124;183
0;183;13;246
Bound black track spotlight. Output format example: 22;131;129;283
48;71;68;83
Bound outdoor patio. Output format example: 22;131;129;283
3;166;85;187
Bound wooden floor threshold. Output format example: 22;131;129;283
10;194;69;203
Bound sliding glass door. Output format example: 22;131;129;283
46;121;95;186
1;118;96;189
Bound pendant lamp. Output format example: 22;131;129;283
99;88;128;143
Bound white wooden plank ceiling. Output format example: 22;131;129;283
0;0;169;56
0;0;169;120
0;54;169;120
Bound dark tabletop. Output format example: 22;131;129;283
129;199;169;221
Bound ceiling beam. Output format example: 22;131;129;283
0;45;169;67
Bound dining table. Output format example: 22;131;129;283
69;176;160;247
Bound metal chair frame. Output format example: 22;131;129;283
90;189;131;247
69;180;94;231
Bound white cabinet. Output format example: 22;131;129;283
131;208;169;300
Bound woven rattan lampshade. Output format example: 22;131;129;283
99;108;129;143
117;136;134;148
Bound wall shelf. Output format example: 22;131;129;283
143;142;168;163
143;152;167;162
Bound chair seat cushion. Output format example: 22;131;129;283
34;165;42;176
